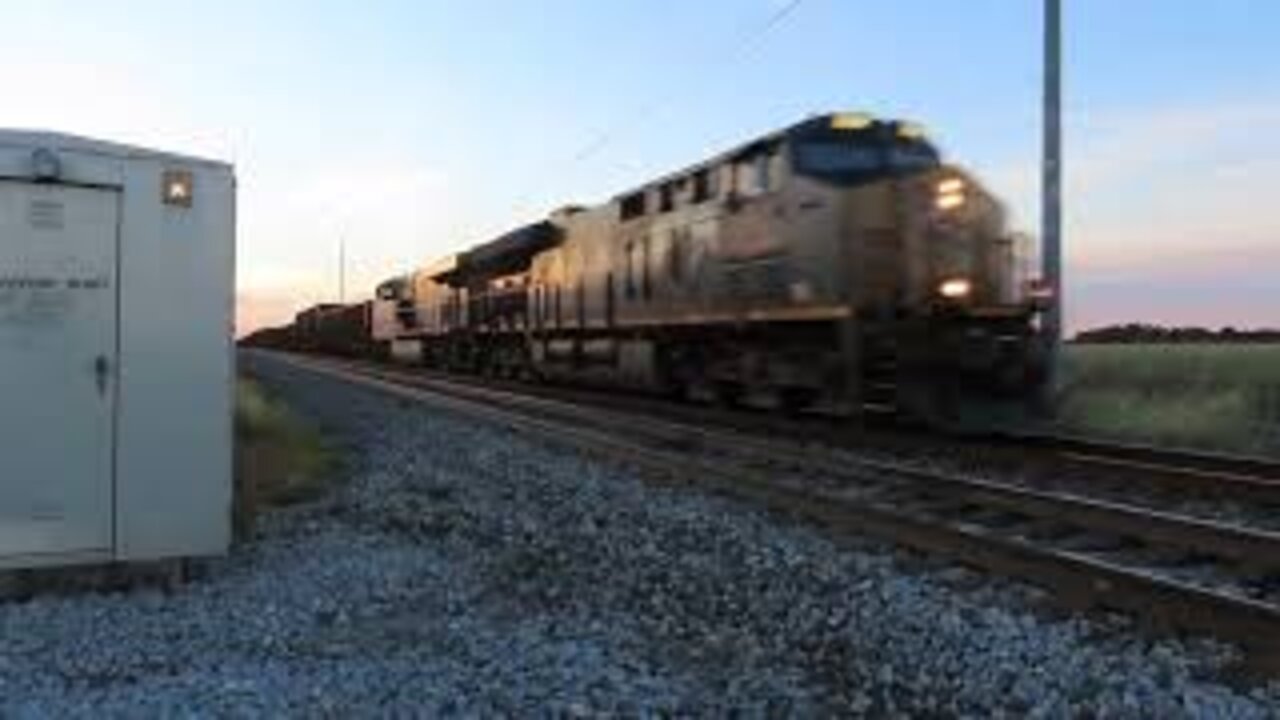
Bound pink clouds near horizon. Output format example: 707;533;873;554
236;291;304;339
985;101;1280;333
1067;242;1280;333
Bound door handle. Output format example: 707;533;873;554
94;355;111;396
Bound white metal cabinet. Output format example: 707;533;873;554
0;131;234;571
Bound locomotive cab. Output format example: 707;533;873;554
780;113;1051;429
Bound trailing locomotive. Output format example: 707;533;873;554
249;112;1051;430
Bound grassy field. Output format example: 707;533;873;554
1059;343;1280;457
234;377;337;539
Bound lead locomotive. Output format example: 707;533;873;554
257;113;1052;431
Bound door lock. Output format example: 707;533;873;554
94;355;111;396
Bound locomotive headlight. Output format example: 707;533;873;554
938;277;972;299
831;112;875;130
935;177;965;210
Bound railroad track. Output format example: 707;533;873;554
254;350;1280;675
436;365;1280;521
285;354;1280;514
996;431;1280;507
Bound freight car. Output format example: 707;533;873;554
258;112;1051;430
292;302;377;359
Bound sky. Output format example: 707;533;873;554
2;0;1277;335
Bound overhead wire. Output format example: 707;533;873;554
569;0;807;166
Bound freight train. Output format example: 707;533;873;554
243;112;1052;430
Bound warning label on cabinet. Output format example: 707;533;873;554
0;274;110;327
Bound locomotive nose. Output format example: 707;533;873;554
912;167;1008;308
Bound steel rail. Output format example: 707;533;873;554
1013;432;1280;478
999;432;1280;504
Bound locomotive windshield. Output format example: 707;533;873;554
789;118;940;184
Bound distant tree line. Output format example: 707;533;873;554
1073;324;1280;344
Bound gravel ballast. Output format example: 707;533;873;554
2;352;1278;716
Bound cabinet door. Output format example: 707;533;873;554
0;181;118;563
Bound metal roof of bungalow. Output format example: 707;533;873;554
0;129;233;169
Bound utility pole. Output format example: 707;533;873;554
338;234;347;305
1042;0;1063;405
